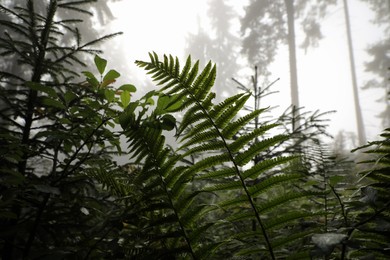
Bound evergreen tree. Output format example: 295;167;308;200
0;1;124;258
241;0;337;130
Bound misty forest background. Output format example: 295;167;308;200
0;0;389;259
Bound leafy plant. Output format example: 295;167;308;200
309;128;390;259
0;1;125;259
344;128;390;259
1;1;388;259
106;53;330;259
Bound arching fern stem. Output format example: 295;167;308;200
137;55;276;260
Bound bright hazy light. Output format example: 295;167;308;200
105;0;386;145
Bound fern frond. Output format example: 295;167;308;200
209;93;244;118
235;135;289;166
179;129;220;149
195;167;236;180
256;191;326;213
242;156;297;180
222;108;267;139
136;53;305;259
271;228;319;249
182;153;231;178
248;173;302;196
228;123;279;152
215;94;250;129
264;211;324;230
202;181;242;192
182;140;226;157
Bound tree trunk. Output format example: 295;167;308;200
285;0;300;131
343;0;366;145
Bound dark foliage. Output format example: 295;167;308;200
0;1;388;259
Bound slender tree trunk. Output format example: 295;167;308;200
285;0;300;131
343;0;366;145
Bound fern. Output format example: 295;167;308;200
125;53;318;259
345;128;390;259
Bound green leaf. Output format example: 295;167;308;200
94;55;107;74
120;90;130;107
26;82;57;98
161;114;176;131
103;69;120;81
119;84;137;92
119;101;138;129
146;97;155;105
82;70;95;79
164;94;183;112
59;117;71;124
82;71;99;87
155;94;182;115
101;79;115;88
64;91;77;106
105;89;115;103
87;77;99;88
41;97;66;109
155;95;170;115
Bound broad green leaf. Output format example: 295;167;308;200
155;95;170;115
87;77;100;88
59;117;71;124
146;97;154;105
103;69;120;81
164;94;183;112
41;97;66;109
64;91;77;106
143;90;157;100
100;79;115;88
155;93;184;115
94;55;107;74
161;114;176;131
120;90;130;107
81;70;95;79
26;82;57;98
119;101;138;129
105;89;115;103
119;84;137;92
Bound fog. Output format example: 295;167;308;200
1;1;388;257
97;0;389;150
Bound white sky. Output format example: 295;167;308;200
104;0;387;146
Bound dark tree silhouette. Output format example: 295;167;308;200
360;0;390;127
185;0;241;101
241;0;337;130
0;1;123;258
0;0;121;78
0;0;122;125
